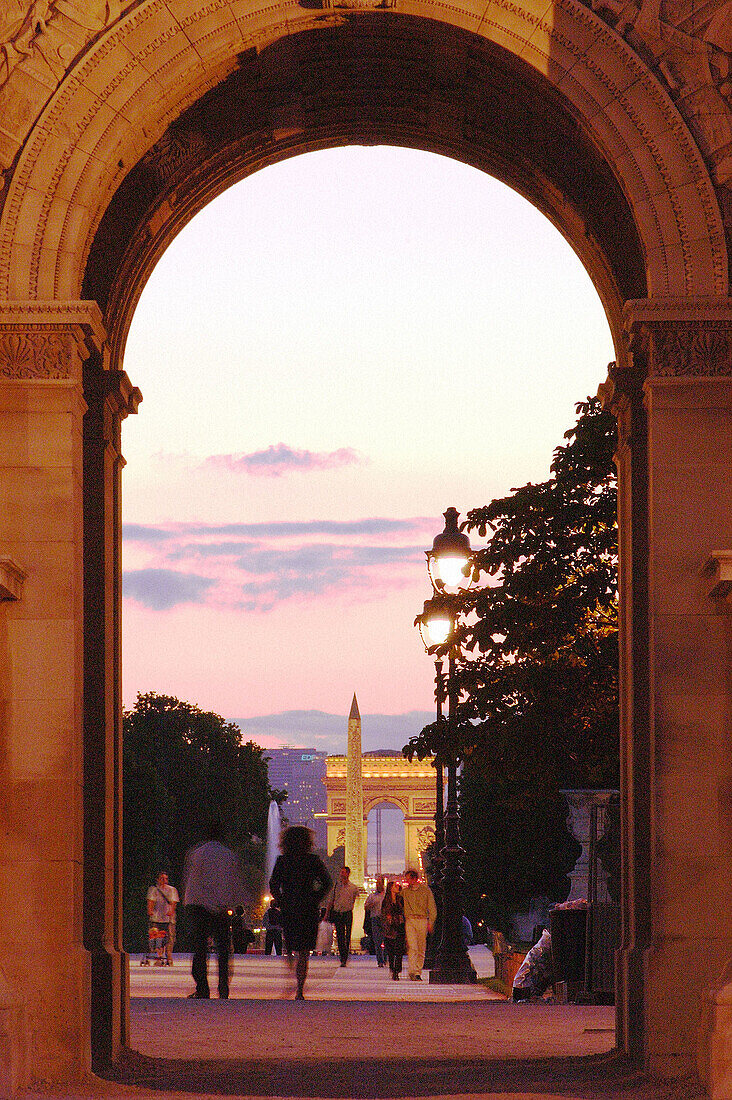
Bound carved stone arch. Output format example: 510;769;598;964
0;0;731;1094
363;794;409;816
0;0;726;326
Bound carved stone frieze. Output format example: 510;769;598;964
623;297;732;379
0;329;78;378
140;125;207;185
417;825;435;849
0;301;106;381
584;0;732;185
649;323;732;376
0;1;138;89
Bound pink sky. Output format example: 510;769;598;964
120;145;614;742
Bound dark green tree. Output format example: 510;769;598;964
405;397;619;930
123;692;274;951
459;395;618;784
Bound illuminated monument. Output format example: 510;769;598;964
324;703;436;875
345;693;365;886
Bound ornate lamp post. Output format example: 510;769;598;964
417;509;477;985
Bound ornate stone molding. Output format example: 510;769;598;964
582;0;732;187
0;330;78;379
623;298;732;379
0;557;25;602
103;369;142;419
706;551;732;600
0;300;106;380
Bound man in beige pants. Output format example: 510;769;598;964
403;868;437;980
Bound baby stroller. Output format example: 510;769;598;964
140;924;168;966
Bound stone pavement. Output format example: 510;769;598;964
21;952;705;1100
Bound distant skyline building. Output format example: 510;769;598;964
265;747;328;848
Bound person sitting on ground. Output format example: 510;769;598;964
512;928;554;1002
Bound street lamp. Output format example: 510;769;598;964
418;509;477;985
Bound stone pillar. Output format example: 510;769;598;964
561;789;618;902
82;359;140;1071
0;302;140;1089
0;303;100;1087
605;298;732;1083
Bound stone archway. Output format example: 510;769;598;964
0;0;730;1095
324;754;437;873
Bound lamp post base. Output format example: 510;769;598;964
429;957;478;985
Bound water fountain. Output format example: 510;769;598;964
264;799;282;890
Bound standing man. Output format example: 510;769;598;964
403;868;437;981
328;865;362;967
183;819;246;999
146;871;179;966
364;875;386;967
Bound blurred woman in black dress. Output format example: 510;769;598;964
269;825;332;999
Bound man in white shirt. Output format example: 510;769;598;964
183;819;246;998
327;866;363;967
146;871;179;966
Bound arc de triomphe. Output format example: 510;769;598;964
323;752;436;874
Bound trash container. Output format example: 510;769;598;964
550;906;587;986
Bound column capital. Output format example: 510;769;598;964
102;370;143;420
0;300;106;380
622;298;732;380
0;557;26;602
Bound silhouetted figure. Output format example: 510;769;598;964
270;825;332;999
263;902;283;956
183;819;246;999
381;879;406;980
327;865;362;967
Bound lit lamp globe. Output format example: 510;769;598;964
424;610;453;647
427;508;473;592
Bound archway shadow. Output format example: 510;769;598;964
110;1049;703;1098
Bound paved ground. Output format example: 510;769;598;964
21;952;705;1100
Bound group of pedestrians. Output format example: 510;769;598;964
146;821;438;1000
364;868;437;981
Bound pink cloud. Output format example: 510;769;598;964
203;443;365;477
122;516;438;612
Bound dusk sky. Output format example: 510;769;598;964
121;145;614;758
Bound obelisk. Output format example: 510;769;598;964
345;693;365;887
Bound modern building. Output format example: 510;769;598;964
265;748;328;848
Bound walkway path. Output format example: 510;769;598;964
21;952;704;1100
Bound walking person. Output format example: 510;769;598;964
327;865;362;967
403;868;437;980
270;825;332;1000
263;900;283;956
145;871;179;966
183;818;247;999
381;879;406;980
364;875;386;967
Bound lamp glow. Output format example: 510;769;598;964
425;615;452;645
433;553;470;589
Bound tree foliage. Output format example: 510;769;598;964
459;396;618;787
123;692;274;951
404;397;619;930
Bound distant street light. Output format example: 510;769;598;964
417;509;477;985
